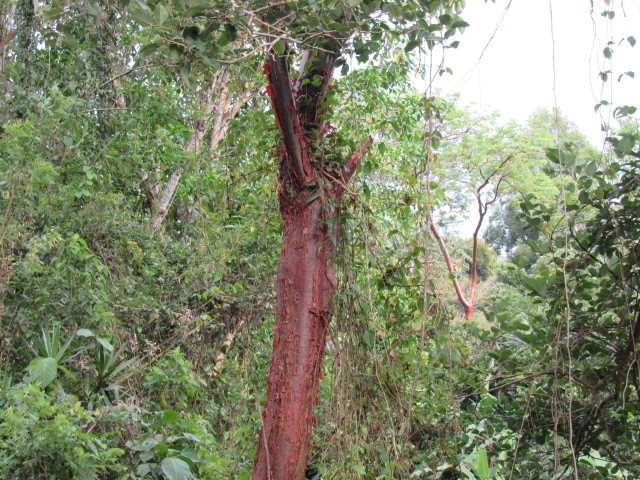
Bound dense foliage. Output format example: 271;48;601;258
0;0;638;479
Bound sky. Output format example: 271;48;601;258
430;0;640;147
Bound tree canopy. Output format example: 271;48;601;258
1;1;639;479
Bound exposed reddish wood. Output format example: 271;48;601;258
254;46;370;480
253;194;337;479
345;138;373;182
430;222;472;317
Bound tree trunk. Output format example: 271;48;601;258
253;192;337;479
430;223;473;318
15;0;35;89
253;45;370;479
468;231;479;316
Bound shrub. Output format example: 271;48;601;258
0;383;125;480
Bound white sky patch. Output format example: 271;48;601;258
431;0;640;147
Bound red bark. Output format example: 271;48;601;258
253;193;337;479
430;223;473;319
253;45;370;479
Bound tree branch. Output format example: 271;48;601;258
265;49;311;184
297;48;338;130
152;170;182;229
0;30;16;53
152;69;256;229
430;222;471;312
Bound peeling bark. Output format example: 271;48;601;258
253;43;371;480
253;195;336;479
265;53;312;184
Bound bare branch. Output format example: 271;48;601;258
430;223;471;312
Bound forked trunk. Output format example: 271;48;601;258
253;45;370;479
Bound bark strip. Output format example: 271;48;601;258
265;50;312;184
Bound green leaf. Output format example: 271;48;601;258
28;357;58;387
58;365;77;380
61;36;80;50
273;38;286;55
161;457;193;480
404;39;421;52
137;464;152;477
76;328;94;337
129;6;156;26
460;463;475;478
545;148;560;163
305;189;321;205
613;105;637;118
584;161;597;177
363;330;375;348
162;409;179;423
180;448;200;463
353;465;366;474
450;18;470;29
218;23;237;46
474;447;490;479
155;3;169;24
522;276;546;296
97;337;114;352
42;7;64;21
139;42;162;57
